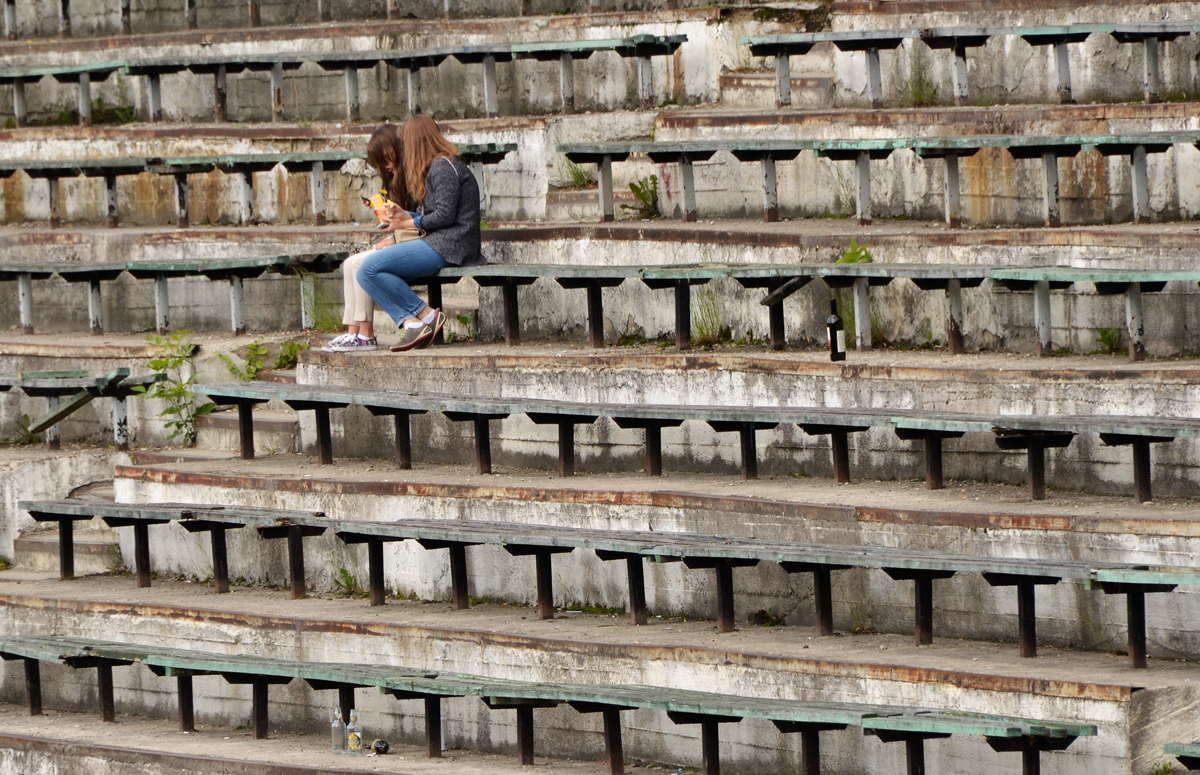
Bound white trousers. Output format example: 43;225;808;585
340;249;377;325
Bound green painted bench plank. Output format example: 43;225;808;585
126;256;292;274
0;61;127;81
990;268;1200;284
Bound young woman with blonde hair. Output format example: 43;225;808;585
322;124;412;352
358;114;485;352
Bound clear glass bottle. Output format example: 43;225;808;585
346;709;363;756
331;709;346;754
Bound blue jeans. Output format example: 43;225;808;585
357;239;448;326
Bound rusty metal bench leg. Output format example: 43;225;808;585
425;696;442;757
830;430;850;484
287;525;306;599
739;425;758;480
1017;578;1037;658
517;705;535;764
368;538;385;606
645;425;663;476
1027;441;1046;500
134;522;151;588
700;718;720;775
97;663;115;722
178;675;194;731
626;556;647;626
237;403;255;460
924;433;944;490
914;575;934;646
558;422;575;477
603;708;624;775
58;518;75;580
25;659;42;716
674;280;691;350
314;406;333;464
212;527;230;594
536;550;554;620
474;416;492;474
338;686;354;724
715;559;734;634
252;678;268;739
814;567;834;636
586;281;604;347
394;412;412;469
1127;589;1147;669
502;280;520;345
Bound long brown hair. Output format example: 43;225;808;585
366;123;409;208
401;114;458;206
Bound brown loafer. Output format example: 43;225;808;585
389;323;433;352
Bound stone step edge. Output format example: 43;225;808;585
0;731;368;775
112;463;1200;540
0;592;1137;702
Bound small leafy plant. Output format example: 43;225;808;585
132;330;215;445
333;567;368;598
1096;326;1121;355
273;340;308;370
837;238;872;264
622;174;661;219
220;338;268;382
0;556;10;571
558;158;595;189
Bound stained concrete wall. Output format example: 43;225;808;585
0;448;114;558
0;585;1157;774
298;353;1200;497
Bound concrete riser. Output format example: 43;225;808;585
12;530;119;573
116;473;1200;661
0;597;1168;774
299;359;1200;497
0;450;115;559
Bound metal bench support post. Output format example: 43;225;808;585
4;0;15;39
814;566;834;635
914;574;934;645
184;0;196;28
1130;146;1150;224
425;697;442;757
626;556;647;625
674;280;692;350
536;549;554;620
852;277;871;349
1053;41;1073;103
316;0;329;21
133;522;151;588
557;423;576;477
88;279;104;335
680;156;698;222
287;525;306;599
229;277;246;335
367;538;385;605
775;53;791;108
148;73;163;122
598;155;615;222
1027;440;1047;500
47;176;61;228
344;69;360;121
237;403;255;459
112;396;129;451
761;157;778;222
12;78;26;126
97;663;115;722
637;56;653;107
269;63;284;122
1142;37;1161;103
482;55;499;117
252;679;268;739
58;518;74;578
449;544;469;609
314;406;333;464
1041;152;1061;227
17;272;33;334
103;174;118;228
517;706;535;764
393;412;412;468
855;151;871;225
1127;588;1147;668
905;738;925;775
701;719;720;775
925;433;944;490
1125;282;1146;362
502;280;521;345
1023;749;1041;775
174;172;189;227
830;429;851;483
247;0;260;26
1017;578;1037;658
337;686;352;723
45;396;60;449
299;273;316;330
214;66;228;121
716;559;735;633
946;278;964;353
406;67;421;114
739;424;758;480
474;416;493;474
645;424;663;475
865;48;883;108
951;43;969;106
77;73;91;125
559;53;575;113
24;660;42;715
603;708;624;775
310;162;326;225
943;154;961;227
586;282;605;347
177;675;194;731
212;527;230;593
1033;279;1051;356
154;274;170;334
1132;439;1153;502
58;0;69;37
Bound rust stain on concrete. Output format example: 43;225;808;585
857;508;1073;532
0;592;1136;701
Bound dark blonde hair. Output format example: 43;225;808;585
401;114;458;206
365;124;409;208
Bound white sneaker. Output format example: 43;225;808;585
329;336;378;353
321;333;356;352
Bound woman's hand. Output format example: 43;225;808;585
388;210;416;230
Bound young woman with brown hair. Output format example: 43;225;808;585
322;123;412;352
358;114;485;352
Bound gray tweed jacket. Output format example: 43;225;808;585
419;156;484;267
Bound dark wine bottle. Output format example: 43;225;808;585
827;298;846;362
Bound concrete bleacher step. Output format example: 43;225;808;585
0;577;1188;774
11;529;118;574
195;408;300;456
